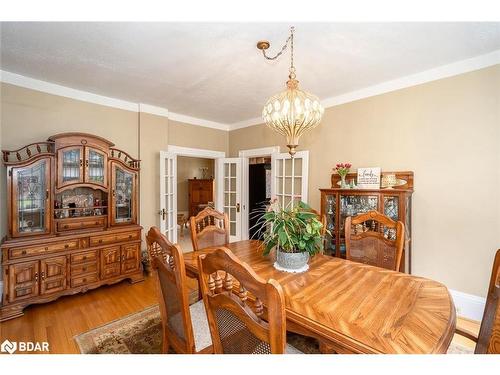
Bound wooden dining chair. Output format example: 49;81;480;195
190;207;229;251
345;210;405;271
455;249;500;354
197;247;302;354
146;227;213;354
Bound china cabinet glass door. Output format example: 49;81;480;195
339;194;379;257
85;147;107;187
111;163;136;225
57;146;83;188
12;157;51;236
323;194;336;256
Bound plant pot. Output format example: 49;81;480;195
274;248;310;273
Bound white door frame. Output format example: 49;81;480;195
161;145;226;242
238;146;280;240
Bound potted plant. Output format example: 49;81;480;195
259;200;326;273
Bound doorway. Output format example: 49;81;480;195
248;157;272;240
159;146;225;246
176;156;215;251
239;146;310;241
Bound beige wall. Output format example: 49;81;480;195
229;65;500;297
0;84;229;251
168;120;228;152
139;112;169;241
176;156;215;212
2;65;498;297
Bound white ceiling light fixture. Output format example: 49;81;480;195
258;26;325;157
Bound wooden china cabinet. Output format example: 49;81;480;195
0;133;143;321
320;171;414;273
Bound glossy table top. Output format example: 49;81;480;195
183;240;456;353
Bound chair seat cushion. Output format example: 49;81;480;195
189;300;212;352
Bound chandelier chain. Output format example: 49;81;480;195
261;26;296;77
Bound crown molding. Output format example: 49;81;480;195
230;116;264;130
1;70;140;112
228;49;500;131
138;103;169;118
168;112;230;131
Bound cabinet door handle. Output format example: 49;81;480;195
34;272;39;282
21;250;27;255
45;189;49;200
82;256;87;260
98;239;103;244
64;244;69;248
80;159;83;167
41;272;45;280
85;159;89;167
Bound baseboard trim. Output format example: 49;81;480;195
449;289;486;322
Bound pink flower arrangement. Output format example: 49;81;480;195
334;163;352;178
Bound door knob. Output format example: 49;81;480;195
159;208;166;220
236;203;240;213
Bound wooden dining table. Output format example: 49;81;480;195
183;240;456;354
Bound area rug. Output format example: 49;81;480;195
74;305;472;354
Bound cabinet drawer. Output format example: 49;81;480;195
9;240;79;259
70;250;98;264
57;217;106;232
90;231;139;246
71;263;98;277
71;273;98;288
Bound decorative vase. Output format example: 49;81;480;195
340;175;348;189
274;248;309;273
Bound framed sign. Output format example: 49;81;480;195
357;167;381;189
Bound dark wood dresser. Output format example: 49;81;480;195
0;133;143;321
188;178;214;218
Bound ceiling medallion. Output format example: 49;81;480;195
257;26;324;157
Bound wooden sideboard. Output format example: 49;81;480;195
320;171;414;273
188;178;214;218
0;133;143;321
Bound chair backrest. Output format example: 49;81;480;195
197;247;286;354
146;227;196;353
476;249;500;354
190;207;229;251
345;210;404;271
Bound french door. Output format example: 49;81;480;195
271;151;309;208
159;151;177;243
216;158;242;242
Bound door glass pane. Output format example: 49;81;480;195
87;149;105;184
17;160;47;233
114;166;133;223
62;148;81;182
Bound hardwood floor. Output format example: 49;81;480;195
0;272;479;354
0;275;158;353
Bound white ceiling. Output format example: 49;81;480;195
1;22;500;124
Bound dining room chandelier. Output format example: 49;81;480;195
257;26;324;157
